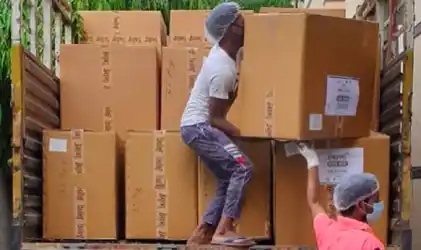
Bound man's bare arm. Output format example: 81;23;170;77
209;97;240;136
298;143;326;218
307;166;326;218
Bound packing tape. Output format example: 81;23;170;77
153;130;168;238
334;116;345;138
100;47;111;89
264;90;275;137
103;106;113;132
74;186;87;239
86;35;157;45
264;220;271;237
100;46;114;132
171;34;205;44
71;129;84;175
187;48;199;92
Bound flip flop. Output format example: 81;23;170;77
211;236;256;247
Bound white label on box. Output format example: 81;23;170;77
324;76;360;116
284;141;300;157
316;147;364;184
309;113;323;131
49;138;67;152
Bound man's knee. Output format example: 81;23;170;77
232;155;253;182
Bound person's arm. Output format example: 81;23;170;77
297;143;326;218
208;72;240;136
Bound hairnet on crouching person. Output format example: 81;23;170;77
333;173;379;211
205;2;241;45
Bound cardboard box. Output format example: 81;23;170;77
125;131;198;239
259;7;345;18
43;130;117;239
161;47;242;130
169;10;254;49
241;13;378;139
80;11;167;48
161;47;208;130
198;139;271;238
60;44;159;143
273;132;390;246
169;10;211;49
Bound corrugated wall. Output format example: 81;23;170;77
11;45;60;242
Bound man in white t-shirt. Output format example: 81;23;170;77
180;2;254;247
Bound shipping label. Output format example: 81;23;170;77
324;76;360;116
316;147;364;184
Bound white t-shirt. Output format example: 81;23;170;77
180;45;237;127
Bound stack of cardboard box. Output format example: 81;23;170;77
42;7;389;247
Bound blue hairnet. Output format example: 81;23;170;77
333;173;380;211
205;2;241;45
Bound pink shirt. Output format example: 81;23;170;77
314;213;385;250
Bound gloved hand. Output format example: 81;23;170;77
297;142;320;169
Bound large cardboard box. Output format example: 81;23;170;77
198;139;272;238
169;10;254;49
43;130;117;239
259;7;345;17
169;10;211;49
125;131;198;239
161;47;208;130
273;132;390;246
80;11;167;48
241;14;378;140
60;44;159;143
161;47;242;130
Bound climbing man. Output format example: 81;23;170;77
180;1;254;247
297;143;385;250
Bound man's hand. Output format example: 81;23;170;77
296;142;325;218
297;142;320;168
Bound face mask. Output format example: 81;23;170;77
366;201;384;223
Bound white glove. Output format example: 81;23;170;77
297;142;320;169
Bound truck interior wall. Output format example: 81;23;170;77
378;44;409;247
411;24;421;250
16;48;60;241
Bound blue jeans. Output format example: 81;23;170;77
181;122;253;226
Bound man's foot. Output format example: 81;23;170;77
211;230;255;247
211;216;255;247
186;223;216;246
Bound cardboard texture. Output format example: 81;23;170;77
60;44;159;143
161;47;209;130
259;7;345;18
274;132;390;246
43;130;117;239
198;139;271;238
241;13;378;140
80;11;167;48
371;39;381;131
169;10;254;49
125;131;198;240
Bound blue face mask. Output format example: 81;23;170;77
366;201;384;223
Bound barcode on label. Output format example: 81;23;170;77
337;103;349;110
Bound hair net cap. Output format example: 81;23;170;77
205;2;241;45
333;173;379;211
